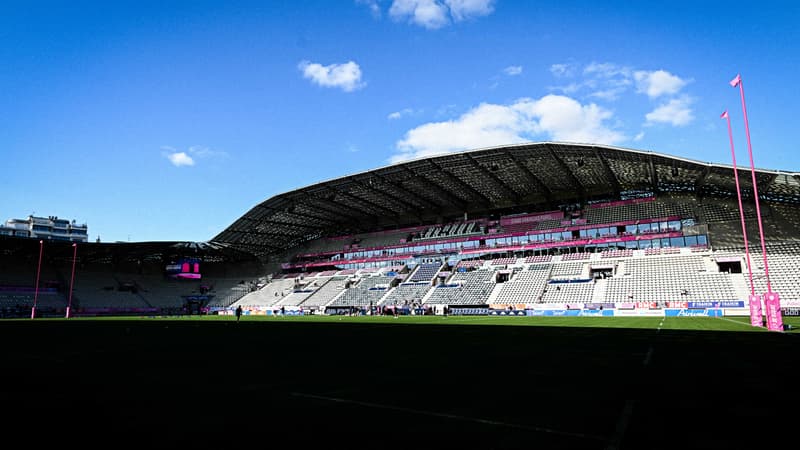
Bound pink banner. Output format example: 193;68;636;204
748;294;763;327
764;292;783;332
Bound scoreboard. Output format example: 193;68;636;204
165;258;201;279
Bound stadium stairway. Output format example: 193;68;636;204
421;283;438;303
729;270;752;300
616;260;627;276
485;279;505;304
702;255;719;272
592;278;608;302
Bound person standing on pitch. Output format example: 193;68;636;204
235;305;243;322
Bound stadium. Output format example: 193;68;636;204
6;141;797;319
3;141;800;449
211;141;800;321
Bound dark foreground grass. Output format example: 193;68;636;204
2;316;798;449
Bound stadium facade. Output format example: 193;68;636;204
2;142;799;318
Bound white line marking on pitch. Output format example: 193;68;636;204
291;392;608;442
716;316;759;328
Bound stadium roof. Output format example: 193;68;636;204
212;142;800;258
0;235;258;264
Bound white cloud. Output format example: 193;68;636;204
582;63;633;100
584;62;632;79
549;62;632;101
550;63;578;78
445;0;495;21
166;151;194;167
187;145;228;159
503;65;523;76
549;63;693;115
521;95;626;145
356;0;381;18
634;131;645;142
389;0;494;29
645;96;694;126
549;82;584;95
634;70;689;98
388;108;414;120
390;94;625;163
162;145;227;167
298;60;365;92
546;62;696;131
390;0;449;28
589;87;626;101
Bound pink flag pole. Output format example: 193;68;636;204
31;240;44;319
723;109;762;327
721;110;755;295
731;73;782;331
65;243;77;318
731;74;772;292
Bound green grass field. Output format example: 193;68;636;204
2;314;798;449
35;312;800;333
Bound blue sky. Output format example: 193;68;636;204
2;0;798;243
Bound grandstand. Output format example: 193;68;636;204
207;143;798;318
2;142;800;318
0;237;263;317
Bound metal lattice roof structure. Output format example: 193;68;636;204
211;142;799;258
0;235;260;265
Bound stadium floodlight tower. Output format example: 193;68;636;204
730;73;782;331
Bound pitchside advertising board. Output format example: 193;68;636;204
614;309;666;317
488;309;527;316
489;300;754;317
664;308;723;317
528;309;619;316
687;301;745;308
783;308;800;316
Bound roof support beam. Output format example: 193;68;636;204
428;160;493;207
694;165;712;194
504;150;553;204
401;166;467;211
326;185;399;217
303;195;369;223
228;228;307;239
548;146;586;201
593;147;621;197
649;155;659;193
364;173;439;211
258;203;338;225
465;154;520;203
248;217;322;230
351;177;426;223
758;173;778;197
